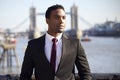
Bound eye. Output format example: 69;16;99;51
55;15;59;19
62;16;66;20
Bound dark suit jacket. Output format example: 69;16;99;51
20;34;92;80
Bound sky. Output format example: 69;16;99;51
0;0;120;32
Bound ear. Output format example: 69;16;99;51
46;18;49;24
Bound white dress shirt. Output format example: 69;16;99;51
45;32;62;72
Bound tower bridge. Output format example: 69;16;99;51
7;4;92;39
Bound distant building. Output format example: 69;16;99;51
88;21;120;36
0;28;5;34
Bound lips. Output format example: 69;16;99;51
59;25;64;29
60;24;65;27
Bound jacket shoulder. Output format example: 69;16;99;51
28;35;45;45
63;33;79;40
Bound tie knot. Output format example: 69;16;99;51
52;38;58;43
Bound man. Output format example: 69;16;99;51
20;4;92;80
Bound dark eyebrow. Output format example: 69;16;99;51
53;14;66;18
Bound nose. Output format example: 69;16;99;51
59;17;64;23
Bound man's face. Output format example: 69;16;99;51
46;9;66;34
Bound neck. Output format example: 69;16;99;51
47;31;62;37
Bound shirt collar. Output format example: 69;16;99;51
46;32;62;42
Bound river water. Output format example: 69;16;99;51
0;36;120;75
81;37;120;73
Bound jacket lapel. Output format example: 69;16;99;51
39;35;55;74
38;35;52;68
56;34;70;73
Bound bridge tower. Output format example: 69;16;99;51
70;4;82;38
71;4;78;30
29;6;36;39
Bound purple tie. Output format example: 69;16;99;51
50;38;58;74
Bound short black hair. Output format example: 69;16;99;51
45;4;65;19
